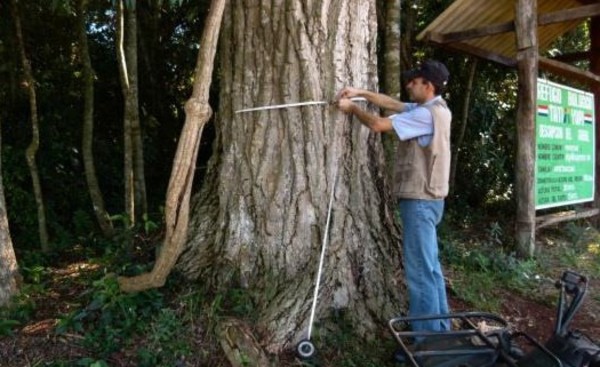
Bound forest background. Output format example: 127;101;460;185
0;0;599;366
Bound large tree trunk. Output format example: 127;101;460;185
179;0;403;354
0;117;20;307
78;0;114;238
10;0;49;252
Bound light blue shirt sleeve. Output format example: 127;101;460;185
390;99;437;146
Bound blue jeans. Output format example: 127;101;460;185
400;199;449;332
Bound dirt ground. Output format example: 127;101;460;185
1;261;599;366
449;273;600;343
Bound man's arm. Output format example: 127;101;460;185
336;87;405;112
338;99;394;133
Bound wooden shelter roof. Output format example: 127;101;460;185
417;0;600;85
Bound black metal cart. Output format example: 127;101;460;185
389;311;561;366
388;270;600;367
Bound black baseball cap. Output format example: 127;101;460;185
403;59;449;89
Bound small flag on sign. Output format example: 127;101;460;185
538;105;549;117
584;113;593;124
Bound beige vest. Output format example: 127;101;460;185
394;98;451;200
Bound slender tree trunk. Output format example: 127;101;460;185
515;0;538;257
78;0;114;238
6;27;18;108
449;57;478;196
129;5;147;222
179;0;403;355
382;0;402;100
380;0;402;181
138;1;161;118
118;0;227;292
10;0;49;252
116;0;147;229
0;117;20;307
401;0;419;70
116;0;134;231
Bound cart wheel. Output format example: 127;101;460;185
296;339;316;359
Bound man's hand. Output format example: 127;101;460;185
336;86;404;112
336;98;355;114
335;87;362;101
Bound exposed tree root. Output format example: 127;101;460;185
217;318;273;367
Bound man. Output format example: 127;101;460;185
335;60;452;333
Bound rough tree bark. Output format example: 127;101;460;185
0;117;20;307
117;0;227;292
178;0;403;356
78;0;114;238
10;0;50;252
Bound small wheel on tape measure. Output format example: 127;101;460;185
296;339;316;359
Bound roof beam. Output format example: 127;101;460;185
539;57;600;86
426;3;600;44
551;50;592;63
425;22;513;44
540;3;600;25
440;42;517;68
432;47;600;86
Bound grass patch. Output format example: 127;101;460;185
442;220;600;312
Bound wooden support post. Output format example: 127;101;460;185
592;17;600;227
514;0;538;257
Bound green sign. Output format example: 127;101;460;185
535;79;595;210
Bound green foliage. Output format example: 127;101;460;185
72;209;97;238
2;144;40;247
0;319;20;337
49;0;74;14
449;67;518;211
564;221;588;246
545;22;590;84
109;211;160;237
74;358;110;367
441;222;541;311
75;211;164;271
1;0;206;252
56;276;164;355
110;0;137;10
21;264;49;284
541;221;600;279
41;357;110;367
0;283;41;335
304;309;398;367
142;212;160;235
135;308;191;366
441;217;600;314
